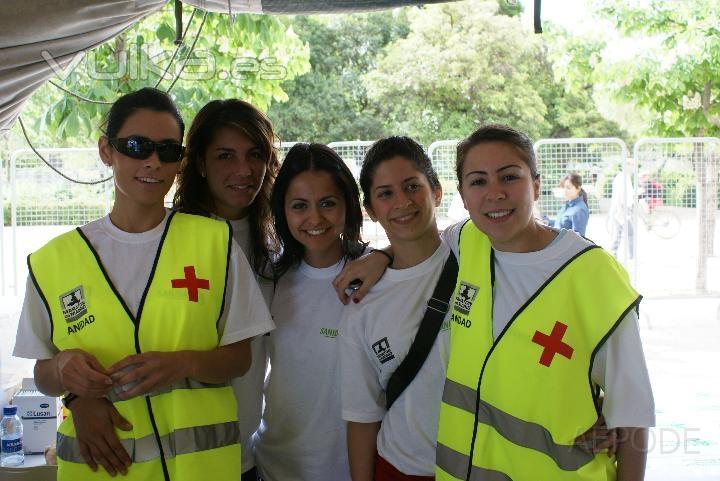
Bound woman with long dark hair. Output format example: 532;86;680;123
254;143;365;481
173;98;279;481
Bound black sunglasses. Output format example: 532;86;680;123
108;136;185;164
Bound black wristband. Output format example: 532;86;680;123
62;392;78;410
370;248;393;267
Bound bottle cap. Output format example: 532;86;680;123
3;405;17;416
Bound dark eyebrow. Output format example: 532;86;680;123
289;195;338;203
464;164;523;178
215;147;236;153
374;176;420;191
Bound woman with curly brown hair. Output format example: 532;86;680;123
173;98;279;481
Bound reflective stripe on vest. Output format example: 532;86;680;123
57;421;240;464
436;443;511;481
29;212;240;481
436;222;640;481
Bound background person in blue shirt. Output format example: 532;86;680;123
553;172;589;235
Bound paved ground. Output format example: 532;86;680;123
641;297;720;480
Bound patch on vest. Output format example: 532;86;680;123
59;286;88;323
371;337;395;364
454;281;479;315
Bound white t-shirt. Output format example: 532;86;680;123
255;258;351;481
226;216;274;473
442;221;655;429
340;241;452;476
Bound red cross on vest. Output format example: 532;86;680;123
531;321;574;367
171;266;210;302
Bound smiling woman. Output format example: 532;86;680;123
172;98;279;480
254;143;365;481
435;124;654;481
11;88;274;481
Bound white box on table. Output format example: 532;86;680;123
11;378;61;454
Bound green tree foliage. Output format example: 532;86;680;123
17;3;310;146
539;25;627;139
363;1;623;145
497;0;523;17
595;0;720;137
267;12;410;143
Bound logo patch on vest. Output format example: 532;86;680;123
454;281;479;315
59;286;88;323
371;337;395;364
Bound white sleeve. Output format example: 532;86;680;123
591;309;655;428
217;240;275;346
12;276;58;360
440;219;466;259
339;306;386;423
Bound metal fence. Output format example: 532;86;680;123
427;140;464;226
2;138;720;297
633;138;720;295
3;148;114;294
534;138;632;269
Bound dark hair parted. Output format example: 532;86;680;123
271;143;365;278
456;124;538;184
173;99;279;276
103;87;184;140
563;172;588;205
359;136;440;208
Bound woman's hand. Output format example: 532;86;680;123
71;397;133;476
332;249;392;304
109;351;188;400
54;349;113;397
575;415;618;456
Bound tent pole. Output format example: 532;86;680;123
174;0;183;45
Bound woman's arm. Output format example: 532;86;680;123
332;247;394;304
347;421;381;481
616;427;648;481
68;397;133;476
108;339;251;400
34;350;113;397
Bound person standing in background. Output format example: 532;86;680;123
609;161;636;259
553;172;589;236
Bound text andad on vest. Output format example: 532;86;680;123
67;314;95;335
451;312;472;328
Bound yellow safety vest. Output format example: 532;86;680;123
29;212;241;481
436;222;641;481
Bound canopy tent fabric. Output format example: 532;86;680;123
0;0;455;133
185;0;452;14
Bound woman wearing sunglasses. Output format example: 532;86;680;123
13;87;273;481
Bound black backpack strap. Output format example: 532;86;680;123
385;251;458;410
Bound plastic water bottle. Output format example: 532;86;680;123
1;405;24;467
